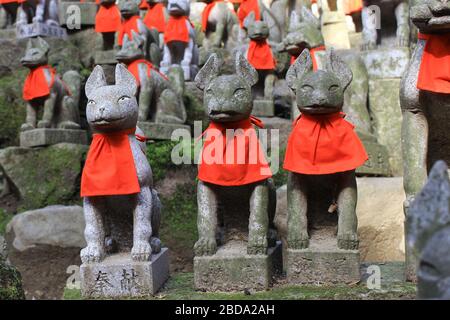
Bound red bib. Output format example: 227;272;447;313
343;0;362;15
290;46;326;70
247;39;276;70
0;0;19;3
81;128;140;197
143;3;166;33
139;0;149;9
202;0;220;32
198;116;272;186
417;33;450;94
164;15;191;44
118;15;140;46
283;112;368;175
127;59;153;87
237;0;260;27
22;65;56;101
95;2;122;33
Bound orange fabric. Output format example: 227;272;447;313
81;128;141;197
0;0;18;4
127;59;153;87
22;65;56;101
417;33;450;94
247;39;276;70
164;15;190;44
198;116;272;186
202;0;221;32
290;46;326;70
283;112;368;175
118;15;140;46
143;3;166;33
139;0;149;9
343;0;362;15
237;0;260;27
95;3;121;33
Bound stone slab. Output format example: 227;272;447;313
16;22;67;39
286;227;360;285
194;241;282;292
80;248;170;298
20;128;88;147
138;122;191;141
368;78;403;176
59;2;97;27
321;11;351;50
95;50;117;65
362;47;410;79
252;100;274;117
356;131;391;176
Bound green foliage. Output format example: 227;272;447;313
272;147;288;188
0;263;25;300
184;91;207;128
0;209;13;235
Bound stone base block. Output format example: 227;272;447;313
138;121;190;140
16;22;67;39
321;11;351;50
362;47;410;79
20;128;87;147
252;100;274;117
194;241;282;292
0;28;16;40
95;50;117;65
356;131;391;176
59;2;97;26
80;249;170;298
286;228;360;284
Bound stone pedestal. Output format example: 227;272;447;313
362;47;410;79
356;131;391;176
194;241;282;292
285;229;360;284
95;50;117;65
59;2;97;27
80;249;170;298
20;128;87;148
138;122;190;140
321;11;351;50
252;100;274;117
16;22;67;39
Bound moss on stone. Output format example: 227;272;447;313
0;262;25;300
0;209;13;235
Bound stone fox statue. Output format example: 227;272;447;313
16;0;59;26
284;49;368;250
20;37;81;131
161;0;199;80
80;64;162;263
116;31;187;124
193;52;276;256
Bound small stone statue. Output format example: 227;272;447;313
116;31;187;124
400;0;450;280
0;0;19;28
160;0;199;80
361;0;410;50
16;0;59;26
199;0;238;50
407;161;450;299
241;12;277;114
81;64;162;264
20;37;81;132
95;0;122;51
142;0;168;46
284;49;367;250
193;52;276;257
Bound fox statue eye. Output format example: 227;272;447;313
329;84;340;92
118;96;131;102
88;100;96;105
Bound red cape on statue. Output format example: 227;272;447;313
283;112;368;175
417;32;450;94
143;3;166;33
247;39;276;70
118;15;140;46
95;1;122;33
127;59;153;87
198;116;272;186
139;0;149;9
290;46;326;70
22;65;56;101
164;15;191;43
237;0;260;27
81;128;141;197
343;0;362;15
0;0;19;3
202;0;220;32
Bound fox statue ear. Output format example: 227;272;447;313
85;65;107;99
26;38;33;51
235;51;258;87
325;48;353;90
194;53;221;90
115;63;137;97
36;37;50;55
286;49;313;89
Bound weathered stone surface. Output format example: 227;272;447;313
138;122;191;141
95;50;117;65
252;100;275;117
0;235;7;263
20;128;87;148
80;249;170;298
59;2;97;26
356;131;391;176
0;235;25;299
362;47;410;79
368;78;403;175
321;11;351;49
275;177;406;263
194;241;282;292
0;143;88;210
16;22;68;39
6;205;86;251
